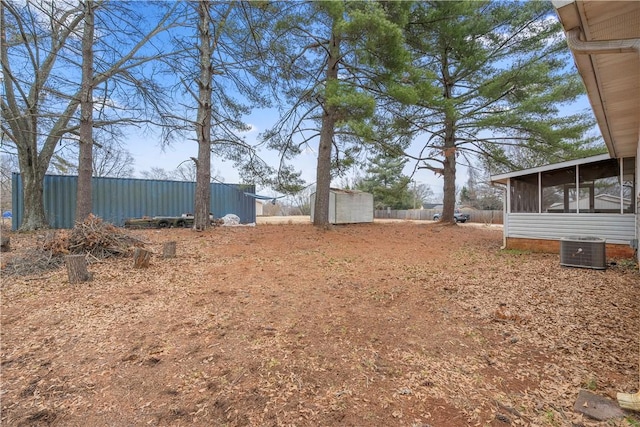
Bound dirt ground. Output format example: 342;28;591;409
1;220;639;426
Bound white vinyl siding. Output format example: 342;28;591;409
507;213;635;245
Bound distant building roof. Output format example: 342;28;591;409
422;203;441;209
549;193;630;211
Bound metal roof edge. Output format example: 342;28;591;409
490;153;612;183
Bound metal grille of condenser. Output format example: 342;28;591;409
560;237;606;270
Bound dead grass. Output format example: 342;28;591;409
1;222;638;426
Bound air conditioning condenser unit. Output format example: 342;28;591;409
560;236;606;270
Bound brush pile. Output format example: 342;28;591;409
2;245;65;276
65;214;146;259
3;214;146;276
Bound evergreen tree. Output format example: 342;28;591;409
166;1;277;230
394;1;596;223
261;1;413;227
356;154;413;210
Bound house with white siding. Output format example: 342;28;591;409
548;192;631;212
491;1;639;263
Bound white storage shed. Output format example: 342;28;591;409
310;189;374;224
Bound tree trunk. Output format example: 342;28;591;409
440;66;457;223
133;247;152;268
2;5;47;231
194;147;211;231
1;235;10;252
65;254;92;283
313;27;340;228
193;1;214;231
441;115;457;223
76;0;95;223
162;241;176;258
19;166;49;230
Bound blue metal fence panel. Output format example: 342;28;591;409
210;182;256;222
11;173;256;229
11;173;22;230
45;174;77;228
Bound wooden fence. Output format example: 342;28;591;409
374;209;503;224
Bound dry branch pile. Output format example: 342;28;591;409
1;247;65;276
66;214;145;259
2;214;146;277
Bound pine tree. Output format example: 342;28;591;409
395;1;596;223
261;1;413;227
356;154;413;210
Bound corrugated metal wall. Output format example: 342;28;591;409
11;174;256;229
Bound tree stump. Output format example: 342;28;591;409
133;248;152;268
162;241;177;258
1;235;9;252
65;254;92;284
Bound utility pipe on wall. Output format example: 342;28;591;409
566;28;640;54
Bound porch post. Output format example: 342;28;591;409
636;143;639;267
576;164;580;214
538;172;542;213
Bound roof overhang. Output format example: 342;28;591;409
552;0;640;158
491;153;611;184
